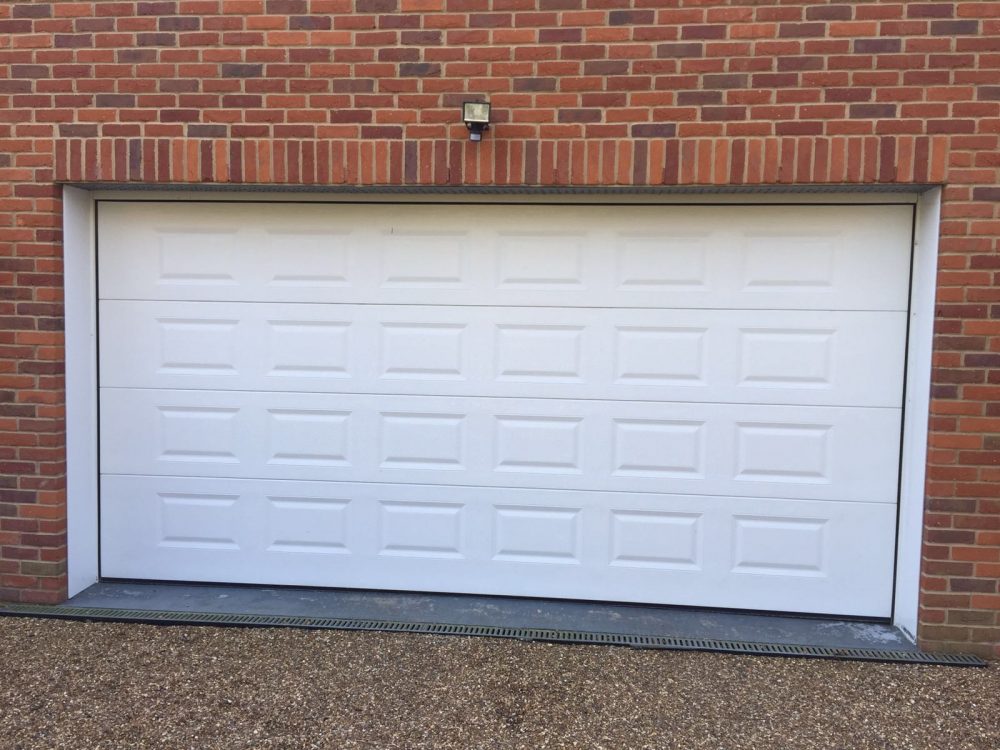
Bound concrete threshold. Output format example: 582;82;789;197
66;581;916;652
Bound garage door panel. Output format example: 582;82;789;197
100;475;895;617
101;388;901;503
97;199;910;618
100;301;906;407
98;202;912;311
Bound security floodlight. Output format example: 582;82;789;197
462;101;491;142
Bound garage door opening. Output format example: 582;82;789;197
95;200;914;618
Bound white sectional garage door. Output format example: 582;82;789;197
97;201;912;617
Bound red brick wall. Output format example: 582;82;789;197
1;0;998;658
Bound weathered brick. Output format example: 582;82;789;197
680;25;726;40
538;27;581;43
558;108;601;123
656;42;703;58
931;20;979;35
806;5;852;21
266;0;309;11
187;124;228;137
849;103;898;118
13;4;54;18
609;11;654;26
118;49;159;63
702;73;748;89
19;560;66;577
779;22;826;37
221;63;263;77
138;2;177;13
399;62;441;77
53;34;93;48
354;0;395;11
701;106;747;121
631;123;676;138
0;20;33;33
973;187;1000;201
95;94;137;107
854;37;902;53
513;77;557;92
677;90;724;106
290;15;332;30
907;3;956;19
57;124;99;137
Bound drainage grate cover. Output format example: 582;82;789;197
0;603;986;667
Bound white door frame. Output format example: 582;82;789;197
62;187;940;637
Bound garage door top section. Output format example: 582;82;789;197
99;202;911;310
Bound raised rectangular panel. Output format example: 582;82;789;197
267;321;350;377
378;500;464;559
266;495;350;554
740;329;834;388
612;419;704;478
495;325;583;382
264;230;350;287
495;416;582;474
733;516;826;576
493;506;580;564
736;423;831;484
742;236;836;290
157;318;238;375
614;327;706;385
380;232;465;286
610;511;701;570
159;492;239;550
380;412;465;470
616;235;708;289
380;323;465;380
267;409;350;467
496;233;585;288
158;230;238;285
159;407;239;463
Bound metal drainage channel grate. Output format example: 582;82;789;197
0;603;986;667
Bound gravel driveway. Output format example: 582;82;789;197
0;617;996;750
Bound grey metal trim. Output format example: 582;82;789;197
67;182;935;195
0;603;985;667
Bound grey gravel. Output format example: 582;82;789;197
0;617;996;750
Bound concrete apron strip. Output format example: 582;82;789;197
0;603;985;667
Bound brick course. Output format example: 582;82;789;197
1;0;998;658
